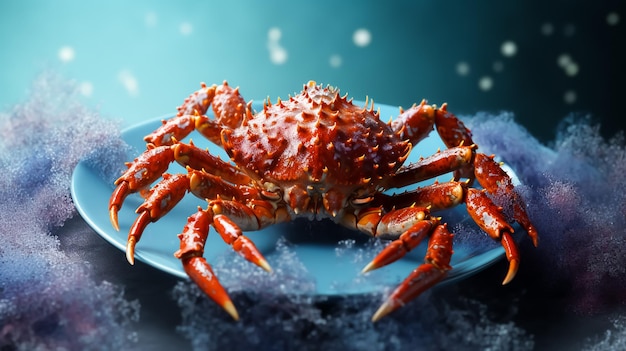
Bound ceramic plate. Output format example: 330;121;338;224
71;101;508;296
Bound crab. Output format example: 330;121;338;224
108;81;538;322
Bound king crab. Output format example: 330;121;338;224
109;81;538;321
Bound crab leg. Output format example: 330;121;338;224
434;103;476;181
126;173;190;264
473;153;539;246
361;219;439;273
144;81;250;147
371;224;454;322
173;142;252;185
384;145;476;189
208;200;272;272
109;145;176;231
174;208;239;320
465;188;519;284
374;181;466;212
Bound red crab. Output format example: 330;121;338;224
109;81;538;321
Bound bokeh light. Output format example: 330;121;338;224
58;46;75;63
353;28;372;47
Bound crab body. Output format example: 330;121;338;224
223;84;412;220
109;81;538;322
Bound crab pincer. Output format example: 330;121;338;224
109;145;175;231
126;173;190;264
370;224;454;322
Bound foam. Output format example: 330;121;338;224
0;73;138;349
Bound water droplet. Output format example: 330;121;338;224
456;61;470;76
78;81;93;97
564;62;579;77
564;90;577;104
268;27;282;42
58;46;75;63
606;12;620;26
180;22;193;36
145;12;157;27
500;41;517;57
493;61;504;72
329;54;342;68
478;76;493;91
541;22;554;36
269;46;288;65
557;53;572;68
118;70;139;97
353;28;372;47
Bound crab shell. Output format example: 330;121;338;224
220;82;415;218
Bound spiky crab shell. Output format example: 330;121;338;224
221;81;411;193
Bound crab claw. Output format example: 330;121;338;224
372;263;447;322
125;173;190;265
109;181;130;231
465;188;520;284
183;256;239;320
500;231;520;285
361;219;437;274
126;211;150;265
371;224;453;322
108;145;176;231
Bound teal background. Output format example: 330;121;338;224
1;0;623;140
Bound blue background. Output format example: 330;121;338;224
1;0;623;141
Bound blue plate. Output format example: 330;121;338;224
71;101;508;296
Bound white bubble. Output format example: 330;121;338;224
492;61;504;72
179;22;193;36
118;70;139;97
456;61;470;76
269;46;288;65
478;76;493;91
564;90;577;104
329;54;342;68
78;81;93;97
58;46;75;63
353;28;372;47
557;53;572;68
556;53;579;77
564;62;579;76
607;12;620;26
500;40;517;57
145;12;158;27
541;22;554;36
563;24;576;36
268;27;282;42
